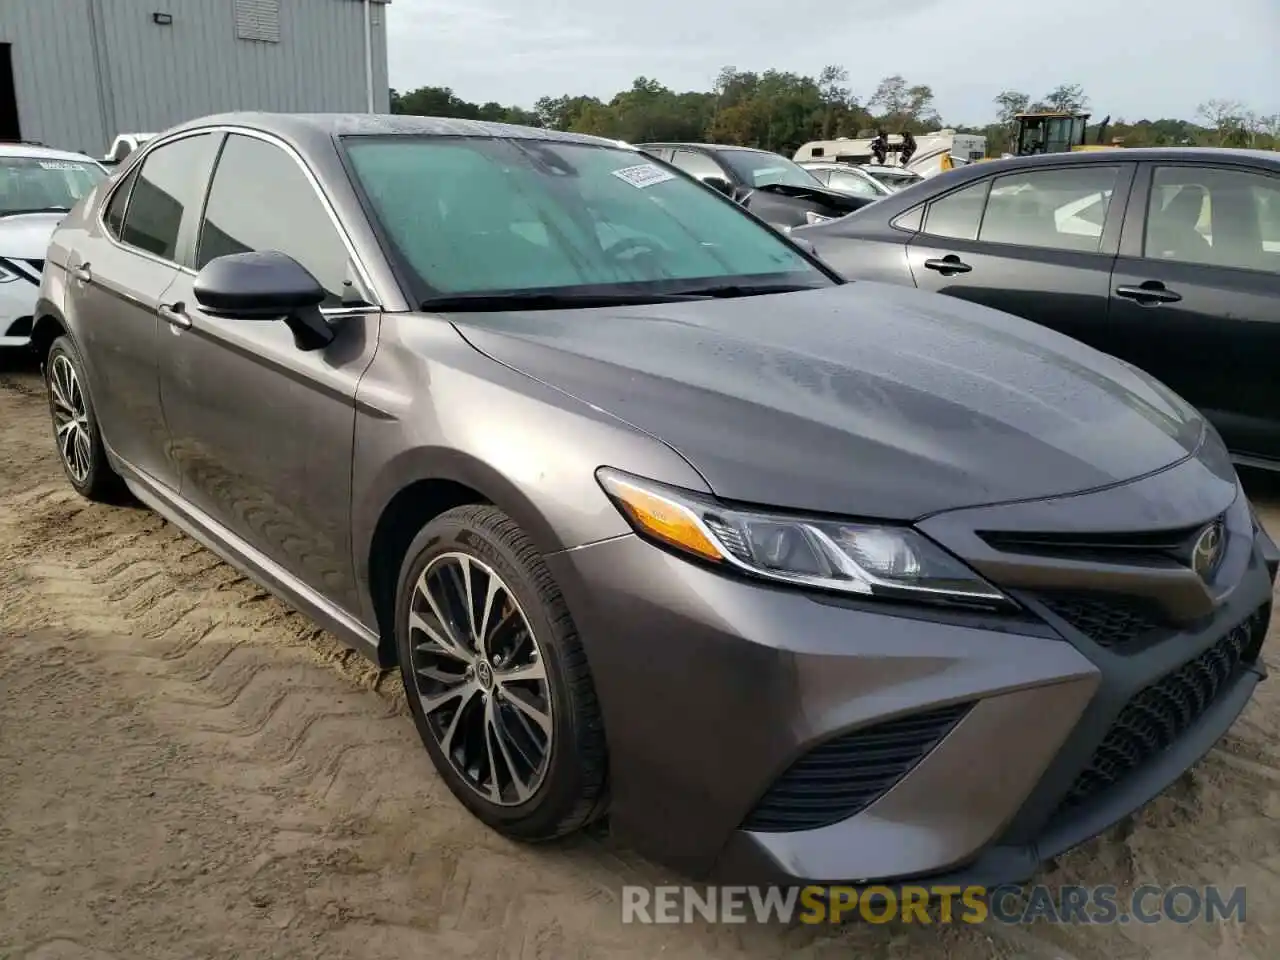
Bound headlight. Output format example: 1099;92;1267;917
804;211;835;225
0;262;17;283
597;468;1012;608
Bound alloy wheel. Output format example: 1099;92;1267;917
408;552;553;806
49;354;91;484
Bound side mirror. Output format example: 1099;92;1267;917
194;250;334;349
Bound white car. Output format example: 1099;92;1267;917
0;142;109;348
798;161;894;200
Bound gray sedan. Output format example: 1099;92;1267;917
32;113;1278;891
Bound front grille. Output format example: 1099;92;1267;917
1059;607;1266;811
1035;592;1167;652
740;702;972;833
979;523;1207;567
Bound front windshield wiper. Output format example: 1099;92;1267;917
420;290;710;312
0;206;72;218
671;282;828;299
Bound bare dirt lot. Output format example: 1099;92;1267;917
2;355;1279;960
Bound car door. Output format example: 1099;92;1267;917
155;131;381;610
1109;161;1280;465
906;162;1134;348
69;132;222;488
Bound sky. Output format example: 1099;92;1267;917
384;0;1279;125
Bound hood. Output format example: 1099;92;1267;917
0;211;65;261
451;282;1205;520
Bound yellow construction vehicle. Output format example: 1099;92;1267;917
1012;112;1117;155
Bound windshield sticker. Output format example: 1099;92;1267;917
37;161;89;171
611;164;676;189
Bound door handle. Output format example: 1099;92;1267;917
158;302;192;329
923;255;972;275
71;263;92;284
1115;282;1182;305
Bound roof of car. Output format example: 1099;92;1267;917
165;112;623;149
974;146;1280;171
0;141;102;163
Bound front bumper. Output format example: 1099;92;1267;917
546;456;1275;887
0;268;38;347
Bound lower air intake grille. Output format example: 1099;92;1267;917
1035;592;1166;652
740;702;972;833
1059;606;1267;812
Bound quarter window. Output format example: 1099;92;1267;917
978;166;1120;253
195;134;351;304
102;166;137;240
118;133;221;262
922;181;989;240
1144;165;1279;274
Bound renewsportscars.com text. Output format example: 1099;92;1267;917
621;884;1247;925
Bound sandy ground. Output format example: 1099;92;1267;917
2;353;1279;960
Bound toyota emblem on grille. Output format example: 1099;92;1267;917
1190;521;1225;580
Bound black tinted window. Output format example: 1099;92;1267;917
979;166;1119;253
103;167;137;239
923;180;989;240
1144;165;1280;273
119;134;220;261
196;134;350;304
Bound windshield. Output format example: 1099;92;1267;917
0;155;105;215
344;137;831;301
716;149;824;190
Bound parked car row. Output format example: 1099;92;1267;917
13;114;1280;897
637;141;882;227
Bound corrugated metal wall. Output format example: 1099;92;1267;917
0;0;390;154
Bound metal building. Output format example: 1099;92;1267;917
0;0;390;156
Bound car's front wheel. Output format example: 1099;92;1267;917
395;505;608;840
45;335;121;501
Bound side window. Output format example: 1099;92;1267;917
102;166;138;240
892;206;924;232
118;133;221;261
670;149;728;182
1144;165;1279;274
979;166;1120;253
922;180;989;240
196;134;352;305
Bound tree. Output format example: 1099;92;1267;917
1197;98;1250;146
387;75;1277;158
868;75;910;117
993;90;1030;125
1043;84;1089;113
866;75;939;132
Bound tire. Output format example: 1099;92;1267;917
395;504;608;840
45;335;122;502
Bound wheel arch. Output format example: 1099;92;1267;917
358;447;571;668
30;298;70;365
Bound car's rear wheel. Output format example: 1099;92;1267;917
395;505;608;840
45;335;121;501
